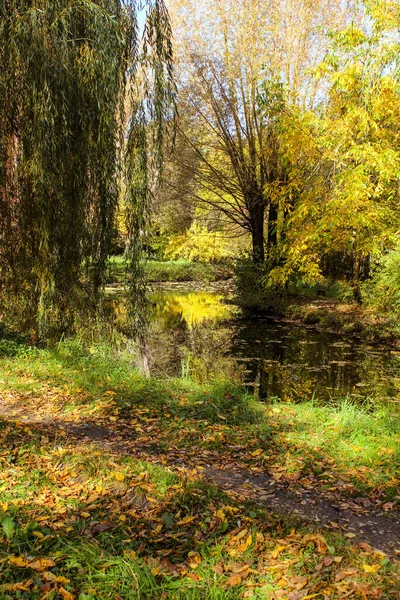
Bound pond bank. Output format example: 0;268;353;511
284;297;399;345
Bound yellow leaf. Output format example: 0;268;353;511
251;449;263;457
114;472;125;482
8;556;29;568
29;558;56;572
271;544;287;559
188;552;202;568
43;571;70;584
363;564;381;573
80;512;90;519
177;515;197;525
0;579;34;592
59;586;74;600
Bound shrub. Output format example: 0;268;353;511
363;246;400;316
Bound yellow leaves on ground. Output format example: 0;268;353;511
212;561;252;588
271;543;288;559
302;533;329;554
225;528;253;558
363;563;382;573
0;579;34;592
59;587;74;600
28;558;56;572
8;556;29;568
188;551;202;569
3;556;73;598
177;515;197;525
8;555;56;571
250;448;263;457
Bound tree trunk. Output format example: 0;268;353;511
352;249;362;305
351;234;362;305
250;203;265;264
268;202;278;262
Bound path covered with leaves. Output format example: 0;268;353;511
0;344;399;598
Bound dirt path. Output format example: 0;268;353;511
1;390;399;559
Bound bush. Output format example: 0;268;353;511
363;247;400;315
0;339;22;357
234;258;287;313
165;224;236;263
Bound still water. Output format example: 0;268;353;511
109;286;400;403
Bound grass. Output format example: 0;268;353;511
1;338;400;500
0;338;400;597
2;428;397;600
106;257;233;284
266;399;400;499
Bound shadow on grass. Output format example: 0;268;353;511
1;419;398;600
0;421;317;600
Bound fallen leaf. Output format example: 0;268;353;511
8;556;29;568
226;574;242;587
363;564;381;573
59;586;74;600
29;558;56;572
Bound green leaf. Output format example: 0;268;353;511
2;517;16;541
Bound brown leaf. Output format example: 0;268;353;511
212;564;224;575
90;520;117;535
186;572;201;581
226;574;242;587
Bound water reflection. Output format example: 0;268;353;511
107;287;400;403
151;291;235;329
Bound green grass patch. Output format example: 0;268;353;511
106;257;232;284
266;399;400;498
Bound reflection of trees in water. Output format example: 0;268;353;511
105;290;400;404
147;291;239;381
150;291;235;329
228;319;400;403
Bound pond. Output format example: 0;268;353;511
107;285;400;403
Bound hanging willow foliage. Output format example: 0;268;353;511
0;0;175;339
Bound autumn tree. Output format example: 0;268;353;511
273;1;400;301
164;0;354;265
0;0;175;337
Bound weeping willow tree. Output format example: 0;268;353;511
0;0;175;339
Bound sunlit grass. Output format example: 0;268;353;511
268;399;400;497
1;340;400;596
106;257;231;284
0;424;398;599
